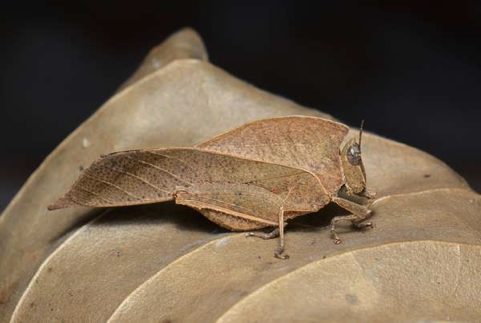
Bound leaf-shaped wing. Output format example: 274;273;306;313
48;148;328;213
197;116;349;194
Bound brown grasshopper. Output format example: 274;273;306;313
48;116;375;259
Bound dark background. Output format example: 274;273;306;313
1;1;480;212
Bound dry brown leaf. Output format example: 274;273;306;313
117;27;208;92
1;28;480;323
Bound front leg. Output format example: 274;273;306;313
330;197;373;244
360;188;376;200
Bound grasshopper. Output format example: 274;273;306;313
49;116;375;259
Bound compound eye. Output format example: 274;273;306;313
347;143;361;165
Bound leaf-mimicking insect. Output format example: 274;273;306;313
48;116;376;259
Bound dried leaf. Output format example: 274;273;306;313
2;29;480;323
117;27;208;92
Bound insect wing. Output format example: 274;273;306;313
197;116;349;194
48;148;325;211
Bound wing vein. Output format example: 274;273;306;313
81;173;141;200
147;151;196;171
244;171;307;184
74;184;114;204
91;167;172;194
125;155;193;185
199;197;258;214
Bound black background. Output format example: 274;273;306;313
1;1;480;212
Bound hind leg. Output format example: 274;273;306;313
246;207;289;259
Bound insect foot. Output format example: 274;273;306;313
246;228;289;260
331;231;343;245
275;246;290;260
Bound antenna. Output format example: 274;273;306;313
359;120;365;148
